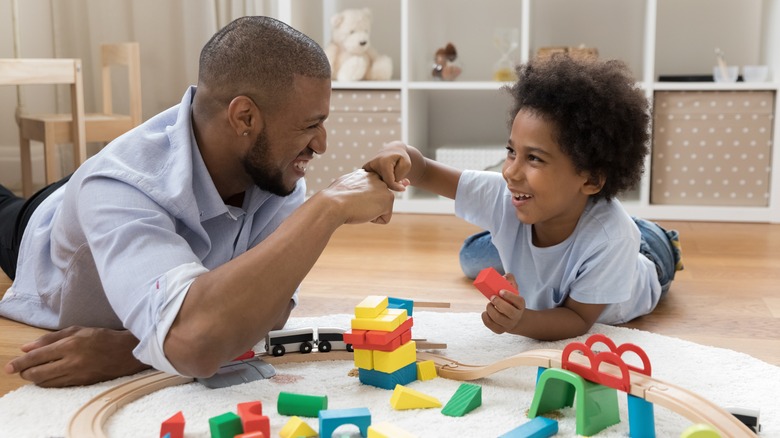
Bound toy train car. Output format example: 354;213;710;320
265;327;354;357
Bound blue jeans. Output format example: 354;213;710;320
459;220;683;294
459;230;504;279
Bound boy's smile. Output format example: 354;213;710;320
502;109;602;247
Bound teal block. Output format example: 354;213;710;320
499;417;558;438
319;407;371;438
627;394;656;438
388;297;414;316
358;361;417;389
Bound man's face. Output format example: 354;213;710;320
242;76;331;196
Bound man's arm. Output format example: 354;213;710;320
165;169;394;377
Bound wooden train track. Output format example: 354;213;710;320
68;349;754;437
416;350;755;437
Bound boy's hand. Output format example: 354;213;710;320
362;141;412;191
482;286;526;334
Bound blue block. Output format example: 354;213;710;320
358;361;417;389
628;394;656;438
388;297;414;316
499;417;558;438
319;407;371;438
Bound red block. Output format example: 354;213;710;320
364;317;414;345
237;401;270;437
160;411;185;438
473;267;518;299
343;329;367;345
235;433;266;438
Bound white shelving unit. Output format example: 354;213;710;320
277;0;780;223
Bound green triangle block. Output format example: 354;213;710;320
441;383;482;417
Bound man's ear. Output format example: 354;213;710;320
227;95;264;137
582;172;605;196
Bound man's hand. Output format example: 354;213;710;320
362;141;412;192
321;169;396;225
482;273;526;334
3;326;150;387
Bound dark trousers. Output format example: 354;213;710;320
0;175;71;280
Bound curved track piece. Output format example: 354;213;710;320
70;349;754;437
67;372;193;438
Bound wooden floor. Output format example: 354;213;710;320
1;214;779;396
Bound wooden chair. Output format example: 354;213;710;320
17;42;142;196
0;58;86;197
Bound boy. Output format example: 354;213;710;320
363;55;682;341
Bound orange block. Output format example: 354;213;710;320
364;317;414;345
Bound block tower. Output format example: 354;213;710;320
343;296;417;389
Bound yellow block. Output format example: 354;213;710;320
351;308;407;332
389;384;442;410
279;416;317;438
368;421;419;438
355;295;388;319
353;348;373;370
373;340;416;374
416;360;437;381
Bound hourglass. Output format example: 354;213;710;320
493;28;519;82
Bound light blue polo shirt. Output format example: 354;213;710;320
0;86;304;374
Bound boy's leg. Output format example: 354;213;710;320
632;217;683;295
459;230;505;279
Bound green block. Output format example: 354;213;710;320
208;411;243;438
529;368;620;436
277;391;328;417
441;383;482;417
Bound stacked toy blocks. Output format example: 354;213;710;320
344;296;418;389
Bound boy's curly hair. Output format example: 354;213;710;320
506;55;650;201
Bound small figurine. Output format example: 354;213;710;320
432;43;462;81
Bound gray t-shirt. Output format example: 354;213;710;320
455;170;661;324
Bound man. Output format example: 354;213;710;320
0;16;395;387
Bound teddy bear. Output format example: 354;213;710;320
324;8;392;82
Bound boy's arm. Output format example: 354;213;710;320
483;291;606;341
363;141;462;199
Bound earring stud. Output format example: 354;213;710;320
242;131;249;136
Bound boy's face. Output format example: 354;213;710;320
502;109;601;246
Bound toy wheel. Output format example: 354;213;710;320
346;344;354;352
272;345;285;357
300;342;313;354
318;341;332;353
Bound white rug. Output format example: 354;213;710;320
0;311;776;438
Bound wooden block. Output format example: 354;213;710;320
416;360;437;381
359;362;417;389
498;417;558;438
441;383;482;417
364;317;414;346
208;412;243;438
368;421;418;438
279;416;317;438
160;410;185;438
351;308;408;332
355;295;388;318
373;340;417;374
390;384;442;410
354;348;374;370
237;401;269;436
473;267;518;299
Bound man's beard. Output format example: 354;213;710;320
242;131;295;197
